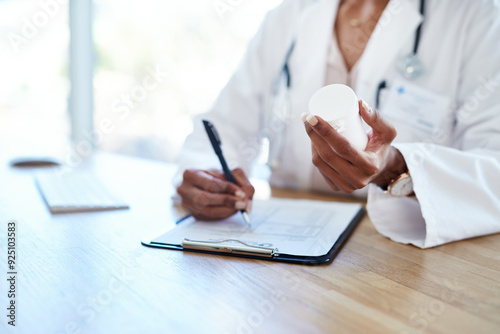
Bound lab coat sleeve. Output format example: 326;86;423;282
367;2;500;248
172;1;299;187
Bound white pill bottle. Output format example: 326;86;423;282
308;84;368;150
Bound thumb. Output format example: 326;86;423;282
358;99;397;142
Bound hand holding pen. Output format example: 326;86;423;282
202;120;251;224
175;121;254;223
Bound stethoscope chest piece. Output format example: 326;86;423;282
397;53;424;80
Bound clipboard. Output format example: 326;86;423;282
142;198;365;265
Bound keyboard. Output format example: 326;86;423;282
36;170;129;214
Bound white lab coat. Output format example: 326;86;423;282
176;0;500;248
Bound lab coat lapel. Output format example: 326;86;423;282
356;0;423;101
291;0;338;97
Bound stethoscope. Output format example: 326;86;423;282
376;0;426;108
263;0;425;168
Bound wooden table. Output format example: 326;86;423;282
1;152;499;334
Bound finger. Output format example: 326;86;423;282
312;146;340;192
305;114;365;164
318;169;339;192
178;187;244;220
319;166;357;193
205;169;225;180
307;124;353;173
232;168;255;199
359;99;397;145
185;186;242;208
309;137;375;189
203;169;247;199
184;169;242;195
312;149;357;192
305;115;376;173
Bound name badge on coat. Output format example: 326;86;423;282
381;79;450;134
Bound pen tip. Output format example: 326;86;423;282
242;211;251;225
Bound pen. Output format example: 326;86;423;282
202;119;251;225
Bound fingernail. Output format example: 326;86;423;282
235;190;245;199
300;112;309;123
306;114;318;126
235;201;246;210
246;200;253;214
361;99;372;113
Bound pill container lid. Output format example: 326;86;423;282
308;84;358;121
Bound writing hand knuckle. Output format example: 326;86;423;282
195;192;210;207
386;126;397;142
176;185;185;196
224;197;235;207
390;124;397;136
183;169;194;180
192;213;203;220
204;207;216;218
206;180;219;193
247;185;255;197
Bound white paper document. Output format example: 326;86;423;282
152;198;363;257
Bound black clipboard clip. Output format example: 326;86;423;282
182;238;277;258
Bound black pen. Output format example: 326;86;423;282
202;120;251;225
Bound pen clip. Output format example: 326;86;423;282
182;238;277;258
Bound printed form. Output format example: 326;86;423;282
153;198;363;257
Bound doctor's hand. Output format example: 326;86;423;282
303;100;407;192
176;168;254;220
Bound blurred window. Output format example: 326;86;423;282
0;0;282;161
0;0;70;153
93;0;282;162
